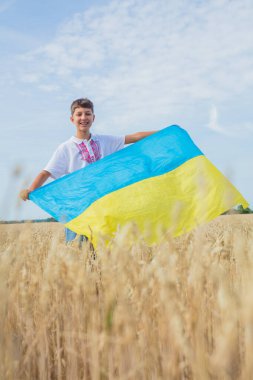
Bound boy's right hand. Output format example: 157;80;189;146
19;189;30;201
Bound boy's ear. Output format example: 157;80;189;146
70;115;74;123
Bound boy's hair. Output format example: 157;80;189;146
70;98;94;115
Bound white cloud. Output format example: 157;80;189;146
38;84;60;92
13;0;253;131
207;105;234;136
208;105;222;132
207;105;253;138
19;73;40;84
245;123;253;132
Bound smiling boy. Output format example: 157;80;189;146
20;98;155;241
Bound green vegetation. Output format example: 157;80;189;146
0;217;56;224
236;205;253;214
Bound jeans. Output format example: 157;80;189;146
65;228;87;244
65;228;77;242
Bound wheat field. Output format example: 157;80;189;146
0;215;253;379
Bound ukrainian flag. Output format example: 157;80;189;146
30;126;248;245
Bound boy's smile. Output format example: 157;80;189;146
70;106;95;139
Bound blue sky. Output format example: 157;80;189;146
0;0;252;220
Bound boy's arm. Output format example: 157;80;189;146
19;170;51;201
124;131;157;144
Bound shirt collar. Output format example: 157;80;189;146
71;134;97;144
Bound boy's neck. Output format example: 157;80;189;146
75;131;91;140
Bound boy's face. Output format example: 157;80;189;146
70;107;95;135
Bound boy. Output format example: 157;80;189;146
20;98;155;242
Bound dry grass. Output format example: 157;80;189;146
0;215;253;379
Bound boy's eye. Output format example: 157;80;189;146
75;111;92;116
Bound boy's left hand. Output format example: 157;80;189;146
19;189;30;201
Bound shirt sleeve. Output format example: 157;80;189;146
102;135;125;154
44;145;68;179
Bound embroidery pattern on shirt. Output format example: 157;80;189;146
76;139;101;163
90;139;101;161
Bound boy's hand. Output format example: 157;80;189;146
19;189;30;201
19;170;50;202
